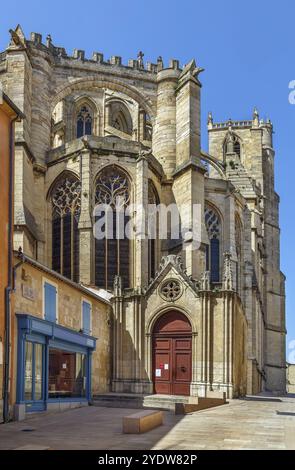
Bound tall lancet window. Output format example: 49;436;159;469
148;182;159;281
205;206;221;282
76;105;92;138
94;166;131;290
51;176;81;282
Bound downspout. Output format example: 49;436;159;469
3;116;19;423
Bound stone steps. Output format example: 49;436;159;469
92;393;192;411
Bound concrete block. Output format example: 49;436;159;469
123;410;163;434
13;404;26;421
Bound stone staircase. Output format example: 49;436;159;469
92;393;192;411
226;166;258;199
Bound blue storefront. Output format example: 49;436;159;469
16;314;96;412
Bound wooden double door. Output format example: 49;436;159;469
152;311;192;396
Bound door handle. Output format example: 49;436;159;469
181;366;187;373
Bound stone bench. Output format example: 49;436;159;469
123;410;163;434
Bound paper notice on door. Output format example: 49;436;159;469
155;369;161;377
164;364;169;370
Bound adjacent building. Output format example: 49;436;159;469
12;252;111;419
0;26;287;418
0;92;23;422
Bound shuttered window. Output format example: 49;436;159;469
44;282;57;322
82;301;91;335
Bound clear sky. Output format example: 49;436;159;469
1;0;294;360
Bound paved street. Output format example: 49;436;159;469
0;395;295;450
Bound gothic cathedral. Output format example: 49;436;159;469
0;26;286;399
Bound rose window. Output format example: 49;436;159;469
160;280;182;301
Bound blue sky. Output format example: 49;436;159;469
1;0;294;359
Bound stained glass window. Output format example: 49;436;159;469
76;105;92;138
94;166;130;290
51;176;81;282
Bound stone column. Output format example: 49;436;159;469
172;60;206;279
104;102;110;134
79;149;92;284
175;59;202;168
153;68;180;178
138;108;146;142
190;332;199;396
222;292;234;398
196;289;211;397
173;165;207;279
225;190;238;290
134;155;149;288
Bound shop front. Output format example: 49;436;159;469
16;314;96;413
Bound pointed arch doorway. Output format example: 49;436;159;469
152;311;192;396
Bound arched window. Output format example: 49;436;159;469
51;176;81;282
205;206;221;282
76;105;92;138
148;182;159;280
94;166;131;290
223;132;241;159
108;101;133;135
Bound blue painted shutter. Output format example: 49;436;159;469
82;301;91;335
44;282;57;322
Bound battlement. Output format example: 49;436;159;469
8;29;181;74
207;109;273;131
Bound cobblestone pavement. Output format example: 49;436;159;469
0;395;295;450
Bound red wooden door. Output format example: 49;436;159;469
172;337;192;395
153;311;192;396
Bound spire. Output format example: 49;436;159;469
253;107;259;127
137;50;144;69
207;111;213;129
46;34;52;48
8;25;26;48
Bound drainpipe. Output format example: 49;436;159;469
3;116;19;423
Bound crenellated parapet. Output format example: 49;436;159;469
5;26;182;76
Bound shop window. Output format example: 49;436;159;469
48;348;86;399
44;281;57;323
82;300;91;335
24;341;44;403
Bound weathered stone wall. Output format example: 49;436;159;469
208;115;286;394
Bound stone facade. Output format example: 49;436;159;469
0;93;23;421
0;26;286;399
